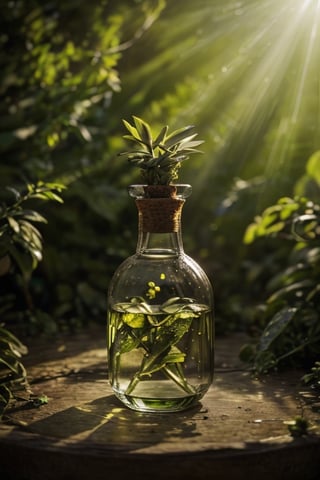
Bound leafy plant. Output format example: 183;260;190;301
0;181;64;418
119;115;204;185
1;182;64;271
0;325;28;420
302;361;320;391
0;181;65;309
285;416;310;438
240;153;320;374
109;293;208;396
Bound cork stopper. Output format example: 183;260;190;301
136;197;184;233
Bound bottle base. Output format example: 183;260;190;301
112;380;206;413
114;391;202;413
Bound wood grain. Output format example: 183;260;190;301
0;326;319;479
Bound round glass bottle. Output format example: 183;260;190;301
107;184;214;413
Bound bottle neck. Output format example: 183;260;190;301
135;197;185;256
137;232;184;256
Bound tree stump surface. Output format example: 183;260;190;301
0;326;319;480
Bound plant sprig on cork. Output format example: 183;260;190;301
119;115;204;185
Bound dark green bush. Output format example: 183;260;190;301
0;181;64;417
240;152;320;373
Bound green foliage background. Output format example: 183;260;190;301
1;0;320;414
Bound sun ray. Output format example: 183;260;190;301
122;0;319;208
183;0;320;203
260;0;320;191
292;0;320;122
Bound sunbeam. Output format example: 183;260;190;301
262;0;320;191
174;0;320;202
292;0;320;123
118;0;320;208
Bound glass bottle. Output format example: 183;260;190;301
107;184;214;413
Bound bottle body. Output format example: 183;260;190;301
107;185;214;413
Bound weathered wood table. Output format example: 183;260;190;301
0;326;319;480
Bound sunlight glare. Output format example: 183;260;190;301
187;0;320;200
292;0;320;122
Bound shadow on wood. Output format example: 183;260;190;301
0;326;319;480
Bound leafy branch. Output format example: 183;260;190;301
0;181;65;419
119;116;204;185
0;325;28;421
240;151;320;375
105;0;166;54
0;181;65;285
241;195;320;373
111;296;206;395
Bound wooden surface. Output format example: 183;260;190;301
0;326;319;480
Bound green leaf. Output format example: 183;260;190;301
30;191;64;203
120;149;149;158
267;279;314;303
0;385;11;418
117;326;141;354
40;191;64;203
266;263;310;292
0;351;23;375
286;416;309;438
161;303;187;314
175;135;204;151
163;347;186;364
307;151;320;185
291;214;318;240
138;315;193;375
28;193;52;201
19;220;43;246
119;300;153;314
32;394;48;407
132;116;153;152
243;222;258;244
31;181;66;194
140;346;186;376
259;220;285;236
122;119;140;140
122;312;145;328
259;307;297;352
279;202;300;220
0;343;26;364
154;125;169;147
0;385;11;404
259;212;278;229
122;135;146;147
17;210;47;223
277;196;296;205
161;297;195;307
0;326;28;355
7;216;20;233
165;125;195;147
